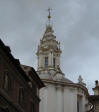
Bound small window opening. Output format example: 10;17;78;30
45;57;48;67
53;58;56;67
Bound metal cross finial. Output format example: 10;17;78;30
47;8;52;25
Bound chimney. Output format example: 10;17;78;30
95;80;98;87
93;80;99;95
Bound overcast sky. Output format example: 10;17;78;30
0;0;99;94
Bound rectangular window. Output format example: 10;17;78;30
53;58;56;67
3;71;12;93
19;87;25;107
45;57;48;67
77;95;82;112
77;101;79;112
3;74;9;91
31;102;35;112
32;84;37;95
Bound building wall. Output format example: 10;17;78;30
95;102;99;112
0;40;43;112
39;82;87;112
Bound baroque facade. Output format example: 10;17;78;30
0;39;44;112
36;23;89;112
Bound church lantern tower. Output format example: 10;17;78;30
36;9;63;80
37;25;61;71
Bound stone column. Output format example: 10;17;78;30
82;94;85;112
48;52;52;67
39;54;44;69
56;86;63;112
56;56;60;68
39;87;48;112
48;52;53;68
51;52;53;67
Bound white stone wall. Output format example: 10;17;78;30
63;87;77;112
39;83;87;112
39;87;48;112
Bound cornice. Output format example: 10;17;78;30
41;79;89;97
37;48;61;54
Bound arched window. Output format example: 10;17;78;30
45;57;48;67
18;87;25;107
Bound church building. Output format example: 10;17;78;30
36;10;89;112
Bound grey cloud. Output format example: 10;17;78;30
0;0;99;94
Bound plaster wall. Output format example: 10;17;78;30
39;83;87;112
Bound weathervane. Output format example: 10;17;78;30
47;8;52;25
